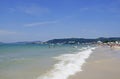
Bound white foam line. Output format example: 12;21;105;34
37;47;96;79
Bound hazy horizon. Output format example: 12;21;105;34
0;0;120;42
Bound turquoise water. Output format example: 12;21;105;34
0;44;94;79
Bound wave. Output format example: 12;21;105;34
37;47;96;79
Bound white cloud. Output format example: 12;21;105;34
24;21;57;27
0;30;18;35
9;5;49;16
20;6;49;15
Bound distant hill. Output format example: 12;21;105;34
1;37;120;44
96;37;120;43
46;37;120;44
15;41;43;44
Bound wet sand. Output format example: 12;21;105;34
0;58;56;79
69;46;120;79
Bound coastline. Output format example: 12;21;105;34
69;46;120;79
36;47;95;79
0;45;120;79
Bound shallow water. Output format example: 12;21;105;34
0;44;94;79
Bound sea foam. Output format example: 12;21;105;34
37;47;95;79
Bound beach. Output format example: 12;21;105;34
69;46;120;79
0;44;91;79
0;44;120;79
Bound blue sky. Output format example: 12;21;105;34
0;0;120;42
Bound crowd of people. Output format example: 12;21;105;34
97;41;120;49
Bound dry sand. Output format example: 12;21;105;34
69;46;120;79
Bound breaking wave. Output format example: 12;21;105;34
37;47;96;79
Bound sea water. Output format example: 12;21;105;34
0;43;95;79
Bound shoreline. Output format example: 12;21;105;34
36;47;95;79
69;46;120;79
0;45;120;79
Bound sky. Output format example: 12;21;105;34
0;0;120;42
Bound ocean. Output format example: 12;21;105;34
0;43;95;79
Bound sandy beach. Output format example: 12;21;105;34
0;45;120;79
69;46;120;79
